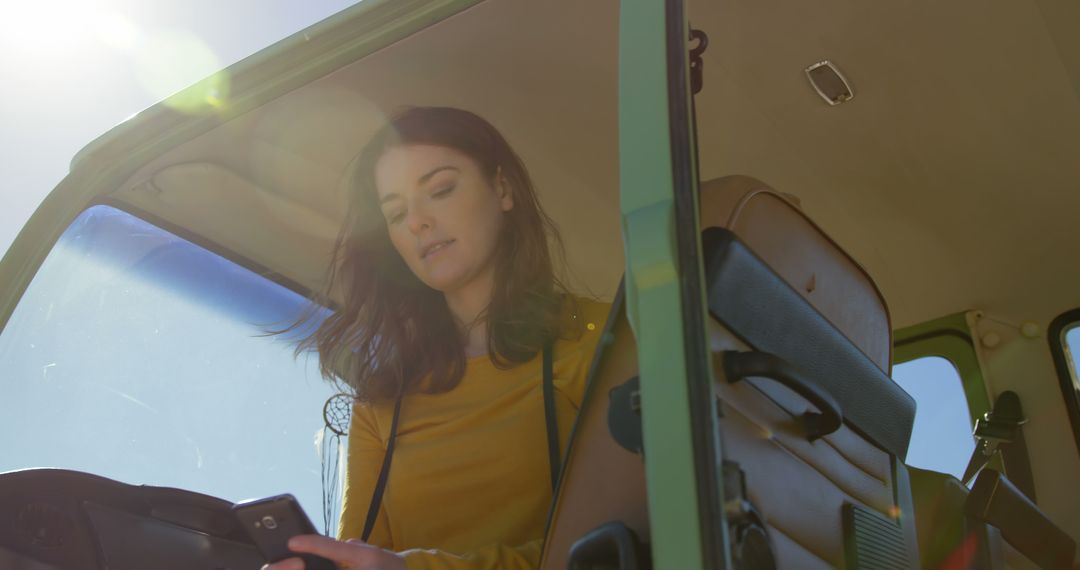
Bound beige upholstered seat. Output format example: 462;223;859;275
541;175;919;569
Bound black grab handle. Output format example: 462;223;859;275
719;350;844;441
567;521;650;570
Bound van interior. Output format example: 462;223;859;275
0;0;1077;568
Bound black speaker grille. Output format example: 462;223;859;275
843;503;913;570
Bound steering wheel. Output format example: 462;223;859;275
0;468;264;570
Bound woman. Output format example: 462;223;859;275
266;107;610;570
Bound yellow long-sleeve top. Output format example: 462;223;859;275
338;298;611;570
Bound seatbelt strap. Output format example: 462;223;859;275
361;344;559;541
961;391;1036;501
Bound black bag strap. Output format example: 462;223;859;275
542;341;559;492
360;395;402;542
360;344;558;542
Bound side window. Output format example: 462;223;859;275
1065;326;1080;445
893;312;992;480
892;356;975;479
1066;327;1080;367
1048;310;1080;452
0;205;342;533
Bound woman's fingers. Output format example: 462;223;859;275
293;535;408;569
258;535;403;570
286;534;377;561
260;558;305;570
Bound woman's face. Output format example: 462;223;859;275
374;144;513;294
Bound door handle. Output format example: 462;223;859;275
718;350;844;441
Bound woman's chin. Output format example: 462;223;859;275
418;267;470;293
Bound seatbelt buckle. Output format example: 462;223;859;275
962;408;1028;484
972;414;1018;455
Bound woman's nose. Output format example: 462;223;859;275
405;203;434;235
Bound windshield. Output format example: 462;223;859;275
0;205;342;533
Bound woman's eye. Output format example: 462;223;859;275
386;211;405;224
432;184;456;198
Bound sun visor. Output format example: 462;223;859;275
115;162;340;301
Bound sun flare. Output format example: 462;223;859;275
0;0;230;113
0;1;137;56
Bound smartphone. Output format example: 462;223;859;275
232;494;339;570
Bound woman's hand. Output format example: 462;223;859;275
260;535;406;570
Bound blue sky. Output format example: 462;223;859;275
0;0;361;260
892;356;975;479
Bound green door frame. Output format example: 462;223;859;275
894;311;992;426
619;1;729;568
893;312;1006;474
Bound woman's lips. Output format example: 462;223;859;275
421;239;455;259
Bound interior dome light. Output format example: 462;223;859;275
805;60;854;106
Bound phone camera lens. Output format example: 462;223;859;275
261;515;278;530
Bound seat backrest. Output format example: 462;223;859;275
699;175;892;372
540;175;917;569
540;286;648;569
702;230;918;566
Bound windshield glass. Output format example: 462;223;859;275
0;205;342;533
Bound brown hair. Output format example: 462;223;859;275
298;106;576;403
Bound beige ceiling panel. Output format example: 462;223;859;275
691;0;1080;326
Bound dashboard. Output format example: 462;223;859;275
0;469;264;570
